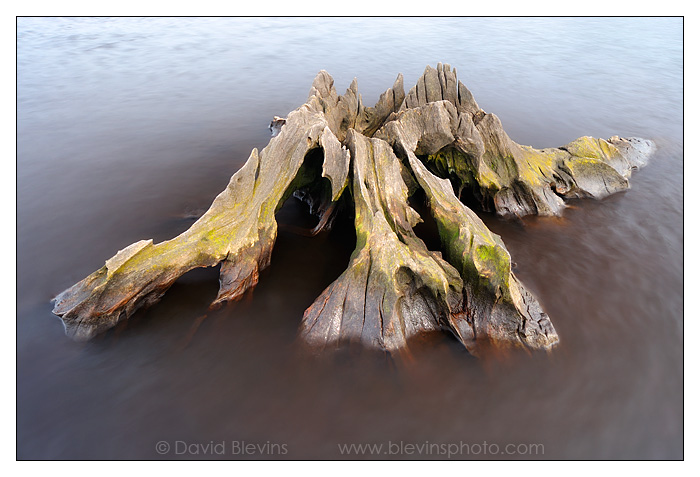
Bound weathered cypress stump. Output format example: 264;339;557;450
52;64;655;356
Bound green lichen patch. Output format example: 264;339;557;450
473;244;511;296
563;136;621;162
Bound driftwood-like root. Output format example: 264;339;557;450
53;64;654;356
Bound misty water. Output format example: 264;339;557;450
17;17;682;459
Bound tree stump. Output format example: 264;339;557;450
52;64;655;356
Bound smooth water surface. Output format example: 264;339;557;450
17;17;683;459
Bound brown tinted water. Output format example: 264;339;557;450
17;17;682;459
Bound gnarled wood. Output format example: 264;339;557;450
53;103;350;340
53;64;654;356
300;129;465;351
399;64;656;217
